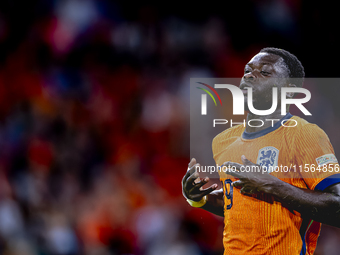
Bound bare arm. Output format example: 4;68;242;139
226;155;340;227
182;158;224;217
266;180;340;227
201;188;224;217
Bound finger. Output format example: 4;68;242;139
241;155;255;165
187;170;200;185
183;169;191;185
223;161;243;171
183;163;199;183
224;166;245;179
240;186;253;195
232;180;243;188
195;177;210;188
182;166;200;197
188;158;196;169
188;177;210;193
200;183;218;196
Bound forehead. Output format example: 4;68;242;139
247;52;282;66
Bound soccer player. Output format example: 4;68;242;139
182;48;340;255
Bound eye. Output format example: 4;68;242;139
244;69;251;74
261;71;270;76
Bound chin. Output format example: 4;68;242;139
244;103;249;112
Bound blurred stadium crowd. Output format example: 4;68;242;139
0;0;339;254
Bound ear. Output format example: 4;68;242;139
286;83;296;98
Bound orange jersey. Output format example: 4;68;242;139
212;113;340;255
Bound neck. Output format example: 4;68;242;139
245;108;289;133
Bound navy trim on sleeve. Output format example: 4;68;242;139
314;173;340;191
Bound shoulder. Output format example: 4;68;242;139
285;115;319;132
292;116;325;133
286;115;309;129
289;116;330;143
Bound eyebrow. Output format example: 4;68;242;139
245;62;273;67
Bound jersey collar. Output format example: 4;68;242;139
242;112;293;140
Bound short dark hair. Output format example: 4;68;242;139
260;47;305;87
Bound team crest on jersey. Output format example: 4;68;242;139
257;146;279;172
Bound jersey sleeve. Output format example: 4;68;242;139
293;124;340;191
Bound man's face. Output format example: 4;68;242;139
240;52;290;111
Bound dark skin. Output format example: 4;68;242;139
182;158;224;216
182;52;340;227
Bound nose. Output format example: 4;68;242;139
243;72;255;81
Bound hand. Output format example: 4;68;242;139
182;158;218;202
223;155;278;195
